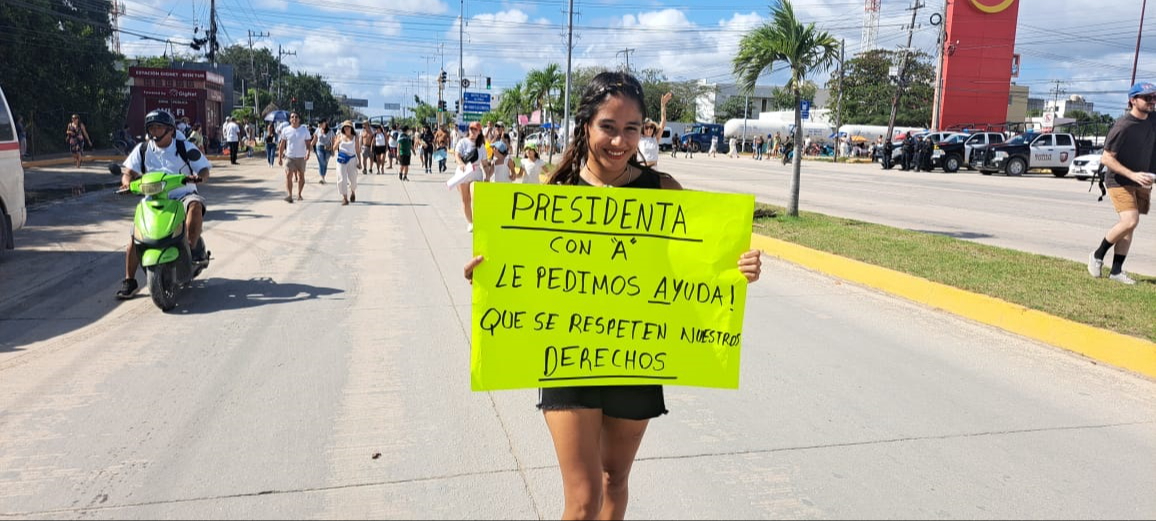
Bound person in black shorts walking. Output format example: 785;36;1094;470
463;71;764;520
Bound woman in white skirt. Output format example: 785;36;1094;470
447;122;485;232
332;120;359;205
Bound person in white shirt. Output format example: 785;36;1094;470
311;120;335;184
277;112;313;203
332;120;359;205
637;92;672;168
447;122;484;232
222;116;241;165
114;109;212;299
517;145;543;184
709;134;718;157
488;139;513;183
728;136;738;158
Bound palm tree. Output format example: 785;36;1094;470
733;0;839;217
526;63;565;161
496;82;527;125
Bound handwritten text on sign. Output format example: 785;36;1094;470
471;182;755;391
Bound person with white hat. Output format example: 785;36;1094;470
332;120;359;205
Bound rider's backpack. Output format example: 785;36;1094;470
138;138;193;175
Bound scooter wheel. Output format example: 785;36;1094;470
146;265;180;311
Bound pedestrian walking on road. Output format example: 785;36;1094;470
223;116;241;165
397;126;413;181
277;112;312;202
312;120;334;184
433;126;450;173
447;121;485;232
264;122;277;167
1086;81;1156;284
66;114;91;168
463;70;764;521
333;120;359;205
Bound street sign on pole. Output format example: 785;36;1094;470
463;92;491;103
461;78;471;88
338;97;369;108
463;102;490;113
800;99;811;120
304;101;314;110
383;102;401;110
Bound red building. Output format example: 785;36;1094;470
938;0;1021;131
126;67;224;143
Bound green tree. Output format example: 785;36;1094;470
494;82;530;127
216;45;287;94
715;95;753;123
823;49;933;127
1;0;128;153
734;0;839;216
526;64;565;160
280;72;340;121
769;82;817;111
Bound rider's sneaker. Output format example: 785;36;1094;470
115;278;140;300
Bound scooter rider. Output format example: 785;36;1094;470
115;109;212;299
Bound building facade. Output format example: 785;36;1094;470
126;67;225;144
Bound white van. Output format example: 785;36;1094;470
0;85;25;256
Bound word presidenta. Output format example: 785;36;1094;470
509;192;690;237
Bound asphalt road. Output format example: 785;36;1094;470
656;154;1156;277
1;158;1154;519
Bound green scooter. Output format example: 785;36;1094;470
123;171;210;311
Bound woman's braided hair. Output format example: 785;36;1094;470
548;71;653;185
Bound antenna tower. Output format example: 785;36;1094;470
861;0;880;54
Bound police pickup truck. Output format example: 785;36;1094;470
932;131;1006;173
972;132;1092;177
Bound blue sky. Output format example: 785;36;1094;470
118;0;1153;119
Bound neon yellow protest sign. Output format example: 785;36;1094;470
470;182;755;391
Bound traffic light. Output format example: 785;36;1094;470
454;100;459;112
486;76;491;90
438;71;447;84
438;100;446;111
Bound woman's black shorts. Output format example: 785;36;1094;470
537;385;667;420
373;146;387;156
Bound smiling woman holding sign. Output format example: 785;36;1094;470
464;71;763;520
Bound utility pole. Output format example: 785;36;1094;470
247;30;270;112
277;45;296;106
247;30;270;78
207;0;218;65
1048;80;1067;117
1131;0;1148;85
563;0;576;148
886;0;922;140
615;48;635;71
930;0;948;131
834;39;845;162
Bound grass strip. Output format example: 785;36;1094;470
752;203;1156;342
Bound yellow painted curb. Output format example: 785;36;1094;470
750;233;1156;380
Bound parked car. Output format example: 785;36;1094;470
0;84;25;257
524;130;560;153
1071;148;1104;181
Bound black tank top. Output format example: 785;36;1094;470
576;167;663;189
